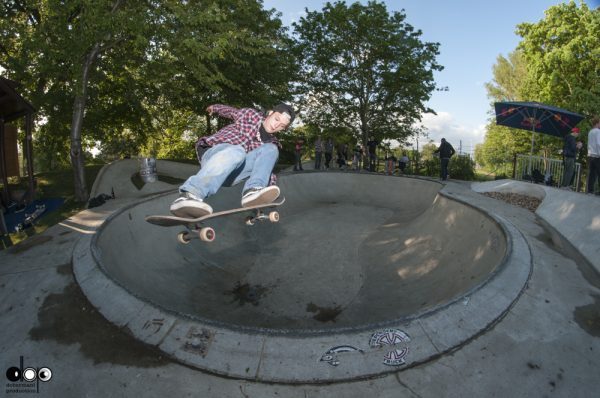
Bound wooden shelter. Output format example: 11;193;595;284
0;77;36;208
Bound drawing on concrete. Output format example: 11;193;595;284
370;329;411;367
319;345;364;366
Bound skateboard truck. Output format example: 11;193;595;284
176;208;280;244
146;197;285;244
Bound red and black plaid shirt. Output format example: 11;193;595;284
197;104;281;185
198;105;281;152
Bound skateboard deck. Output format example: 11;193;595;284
145;197;285;243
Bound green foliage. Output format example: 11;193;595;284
292;1;442;147
449;155;476;180
516;2;600;117
485;50;528;102
481;2;600;171
420;154;475;180
0;0;295;181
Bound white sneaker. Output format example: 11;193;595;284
241;186;280;207
170;192;213;218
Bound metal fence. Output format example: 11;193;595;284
515;154;581;189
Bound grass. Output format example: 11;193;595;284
5;164;105;246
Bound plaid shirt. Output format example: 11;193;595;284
198;104;281;185
198;105;281;151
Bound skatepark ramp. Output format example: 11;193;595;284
75;172;531;382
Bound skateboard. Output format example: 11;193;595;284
145;197;285;244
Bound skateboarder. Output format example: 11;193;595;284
170;103;295;218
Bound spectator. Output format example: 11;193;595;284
366;137;379;171
324;138;334;170
586;117;600;194
398;153;409;174
314;136;324;170
561;127;581;189
433;138;456;181
337;143;348;170
385;153;397;175
294;136;305;171
352;144;363;171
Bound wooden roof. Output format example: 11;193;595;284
0;77;36;122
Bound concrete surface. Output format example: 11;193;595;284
1;160;599;397
472;179;600;274
74;172;529;382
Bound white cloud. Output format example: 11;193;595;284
410;112;487;155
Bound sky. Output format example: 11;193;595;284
261;0;586;153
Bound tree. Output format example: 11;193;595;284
292;1;442;148
1;0;296;202
1;0;159;201
480;2;600;172
516;1;600;118
485;50;528;102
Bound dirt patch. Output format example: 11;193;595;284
481;192;542;212
227;282;269;306
7;235;53;254
306;302;343;323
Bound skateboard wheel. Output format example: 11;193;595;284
199;227;216;242
245;216;255;226
268;211;279;222
177;231;191;244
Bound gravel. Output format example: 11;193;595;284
481;192;542;213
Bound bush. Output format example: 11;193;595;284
420;154;475;180
449;155;475;180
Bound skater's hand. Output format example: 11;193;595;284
206;105;214;115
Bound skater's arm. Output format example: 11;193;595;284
206;104;240;120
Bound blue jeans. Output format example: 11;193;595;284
179;143;278;199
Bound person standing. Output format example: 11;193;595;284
352;144;363;171
324;138;334;170
561;127;581;189
586;117;600;194
398;153;409;174
294;136;305;171
366;137;378;172
433;138;456;181
314;136;324;170
337;143;348;170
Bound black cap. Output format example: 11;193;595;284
272;103;295;125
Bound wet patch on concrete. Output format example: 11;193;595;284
574;294;600;337
29;282;171;367
527;361;541;370
306;303;343;323
227;282;268;306
7;235;53;254
56;263;72;275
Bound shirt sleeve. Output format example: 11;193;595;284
211;104;241;121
